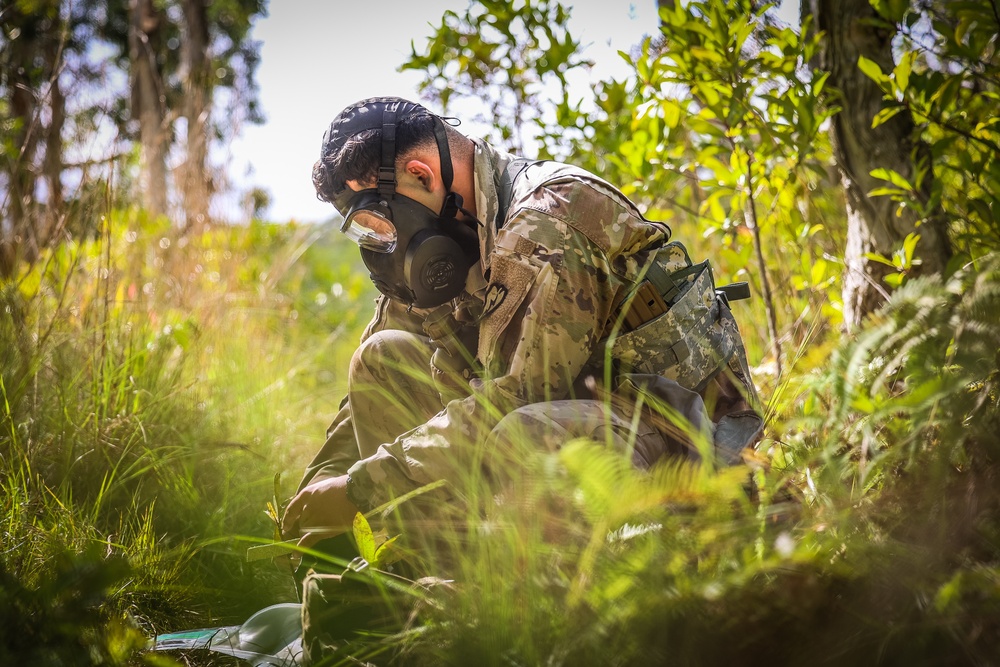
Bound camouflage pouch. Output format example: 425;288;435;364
607;261;739;393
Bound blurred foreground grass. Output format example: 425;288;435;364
2;208;1000;666
0;209;374;663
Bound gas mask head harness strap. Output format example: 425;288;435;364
324;98;480;308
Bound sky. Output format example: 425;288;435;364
224;1;798;224
224;1;661;223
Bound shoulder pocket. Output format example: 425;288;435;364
478;250;541;372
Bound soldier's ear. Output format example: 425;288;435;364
403;159;436;192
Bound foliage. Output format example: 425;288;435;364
402;0;592;153
785;255;1000;499
0;548;154;667
0;209;375;661
624;0;841;374
3;1;1000;664
311;258;1000;667
857;0;1000;271
351;1;1000;664
405;0;846;386
0;0;268;272
0;0;111;273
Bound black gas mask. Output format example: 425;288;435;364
324;98;480;308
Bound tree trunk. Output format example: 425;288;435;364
2;7;41;276
806;0;952;329
181;0;211;232
128;0;168;217
42;27;65;246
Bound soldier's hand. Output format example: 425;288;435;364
281;474;359;550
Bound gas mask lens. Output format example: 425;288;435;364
343;208;397;253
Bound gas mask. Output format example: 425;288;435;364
324;98;480;308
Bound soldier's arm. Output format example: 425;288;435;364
296;294;430;491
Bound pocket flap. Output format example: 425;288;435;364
478;252;540;369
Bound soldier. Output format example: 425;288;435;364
280;95;762;607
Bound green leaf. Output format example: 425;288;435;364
812;71;831;97
863;252;897;267
871;0;908;22
871;167;914;191
884;272;905;288
872;105;904;128
353;512;376;564
893;51;916;93
372;535;403;569
811;257;828;286
857;55;887;85
929;72;963;109
690;46;725;64
935;573;964;612
956;15;974;44
969;198;993;223
868;187;907;198
902;232;920;264
662;99;682;129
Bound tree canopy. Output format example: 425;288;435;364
0;0;266;275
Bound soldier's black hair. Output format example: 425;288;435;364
312;99;470;207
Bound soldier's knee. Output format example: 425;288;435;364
487;403;572;455
349;330;432;385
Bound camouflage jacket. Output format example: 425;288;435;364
339;140;676;511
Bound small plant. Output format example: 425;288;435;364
352;511;402;572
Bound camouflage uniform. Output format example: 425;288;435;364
299;139;761;511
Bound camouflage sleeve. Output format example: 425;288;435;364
361;293;428;342
345;208;625;511
296;401;357;491
297;293;430;494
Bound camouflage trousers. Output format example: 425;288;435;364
347;329;697;467
347;330;447;460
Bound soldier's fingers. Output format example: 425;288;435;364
280;493;305;539
297;531;322;552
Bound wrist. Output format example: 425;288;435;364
344;472;371;513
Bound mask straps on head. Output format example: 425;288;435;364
378;109;397;199
434;116;462;219
433;116;482;226
376;104;480;227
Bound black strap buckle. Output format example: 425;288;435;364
716;282;751;306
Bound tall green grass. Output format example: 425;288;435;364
4;200;998;666
0;207;374;663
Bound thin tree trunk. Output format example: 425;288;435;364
4;8;40;275
181;0;211;232
742;154;782;377
42;29;65;245
128;0;168;217
806;0;951;329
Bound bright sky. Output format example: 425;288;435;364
225;1;660;223
225;1;798;223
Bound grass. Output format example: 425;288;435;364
2;203;999;666
0;208;375;664
283;258;1000;666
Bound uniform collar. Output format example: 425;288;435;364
471;138;519;277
